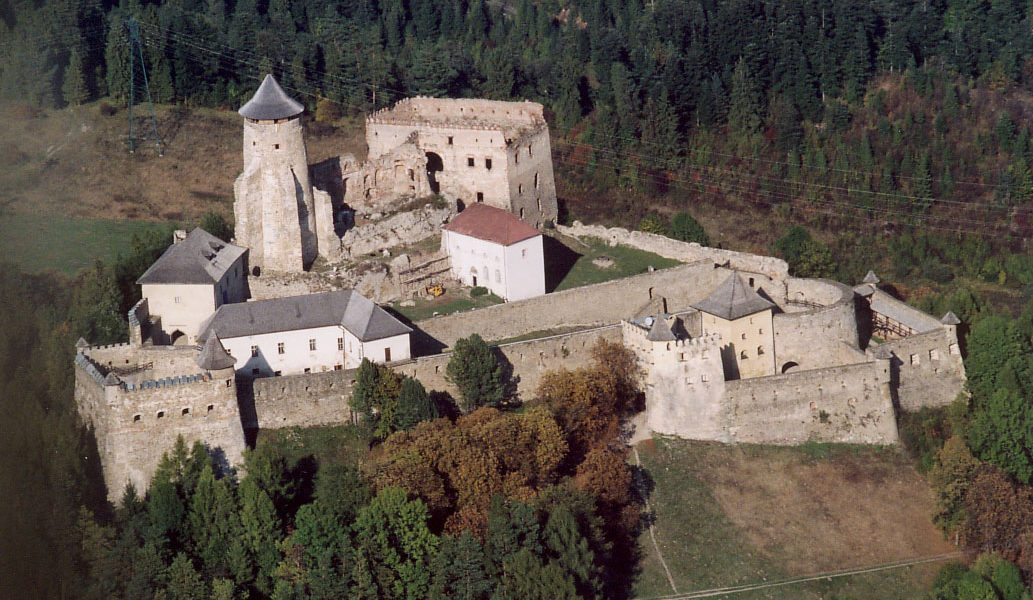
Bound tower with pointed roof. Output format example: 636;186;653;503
692;272;777;379
234;74;333;273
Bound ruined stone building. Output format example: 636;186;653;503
366;98;558;227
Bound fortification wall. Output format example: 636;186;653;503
83;344;207;381
251;370;356;430
504;126;558;226
724;360;898;445
557;222;789;279
773;279;864;372
414;261;725;351
394;326;622;400
877;328;966;411
75;360;245;502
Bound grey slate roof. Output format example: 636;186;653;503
941;311;961;325
646;313;677;342
197;290;411;342
868;289;942;333
137;228;247;285
862;270;881;285
239;74;304;120
692;273;775;321
196;333;236;371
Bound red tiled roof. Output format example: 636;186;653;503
443;203;541;246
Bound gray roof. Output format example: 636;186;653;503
197;290;411;342
862;270;881;285
646;313;677;342
941;311;961;325
196;333;236;371
102;372;121;386
239;74;304;120
75;337;90;349
137;228;247;285
868;290;942;333
692;273;775;321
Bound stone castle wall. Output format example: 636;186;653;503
75;353;245;502
773;279;865;372
724;359;899;445
414;261;725;351
877;328;966;411
250;369;356;430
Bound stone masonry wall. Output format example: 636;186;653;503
773;279;865;373
877;328;966;411
557;222;790;279
414;261;725;351
724;360;898;444
251;369;356;430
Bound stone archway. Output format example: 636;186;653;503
425;152;443;194
781;361;799;374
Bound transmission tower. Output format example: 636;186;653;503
125;17;162;155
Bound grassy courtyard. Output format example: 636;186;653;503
546;233;683;292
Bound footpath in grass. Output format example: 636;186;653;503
632;437;948;600
0;212;169;276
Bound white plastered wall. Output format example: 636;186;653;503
143;283;217;344
502;235;545;301
700;310;776;380
221;325;346;376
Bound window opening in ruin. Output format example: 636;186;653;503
182;408;190;416
477;192;484;203
226;379;232;387
157;411;165;419
253;368;260;375
749;277;755;287
911;354;920;365
485;158;492;170
740;351;748;359
472;275;478;286
425;152;443;194
448;136;453;145
518;184;523;194
207;404;214;414
133;414;141;422
278;342;285;354
781;361;799;374
467;157;475;167
251;345;258;357
534;173;539;188
304;368;311;373
930;349;941;360
757;346;764;355
528;145;533;157
520;207;525;218
274;144;280;150
309;339;317;351
385;348;392;362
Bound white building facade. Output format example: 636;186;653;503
441;203;546;301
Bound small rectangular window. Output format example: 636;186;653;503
278;342;285;355
309;338;317;351
467;157;475;167
485;158;492;170
448;136;453;145
251;345;258;357
334;364;342;371
206;404;214;414
476;192;484;203
304;368;311;373
174;296;181;304
274;143;280;150
338;337;344;351
701;374;709;383
910;353;920;365
385;347;392;362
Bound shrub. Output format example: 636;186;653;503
98;102;116;117
668;211;710;245
314;97;342;122
638;213;667;235
470;286;488;297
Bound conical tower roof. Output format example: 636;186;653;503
196;333;236;371
862;270;880;285
238;74;304;121
692;273;775;321
102;372;121;387
646;312;677;342
75;337;90;350
941;311;961;325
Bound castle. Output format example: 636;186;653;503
74;78;968;502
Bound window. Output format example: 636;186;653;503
304;368;311;373
476;192;484;203
206;404;214;414
278;342;285;355
741;333;747;340
930;349;941;361
274;143;280;150
225;379;233;388
757;346;764;355
485;158;492;170
334;364;342;370
252;368;260;375
384;347;392;362
467;157;475;167
749;277;755;287
701;374;709;383
528;144;533;157
519;207;525;218
740;350;748;359
274;370;282;376
910;353;920;365
251;345;258;357
758;328;764;334
518;184;523;194
495;269;501;283
309;339;317;351
521;249;527;258
182;408;190;416
537;197;541;211
157;411;165;419
534;173;539;188
174;296;181;304
448;136;453;145
338;337;344;351
133;414;141;422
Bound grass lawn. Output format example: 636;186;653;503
632;437;950;599
255;424;372;470
0;212;170;276
390;288;503;322
547;234;682;292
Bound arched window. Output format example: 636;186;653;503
740;350;748;360
757;346;764;355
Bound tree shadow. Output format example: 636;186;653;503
382;306;447;356
492;346;522;408
543;234;582;293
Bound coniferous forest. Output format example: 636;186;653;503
6;1;1033;599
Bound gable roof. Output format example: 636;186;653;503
867;289;942;333
196;333;236;371
443;203;541;246
137;228;247;285
238;74;304;121
197;290;411;343
692;272;775;321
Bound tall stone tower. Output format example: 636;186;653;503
233;74;318;273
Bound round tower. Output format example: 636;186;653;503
234;74;318;272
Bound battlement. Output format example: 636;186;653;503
121;373;212;392
367;97;547;141
621;318;722;363
74;352;107;385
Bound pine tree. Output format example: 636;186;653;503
640;88;681;170
395;377;437;431
427;531;491;600
727;58;762;146
446;334;505;412
63;47;89;106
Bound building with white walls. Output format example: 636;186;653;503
196;289;411;377
692;272;776;380
441;203;546;301
136;228;249;345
